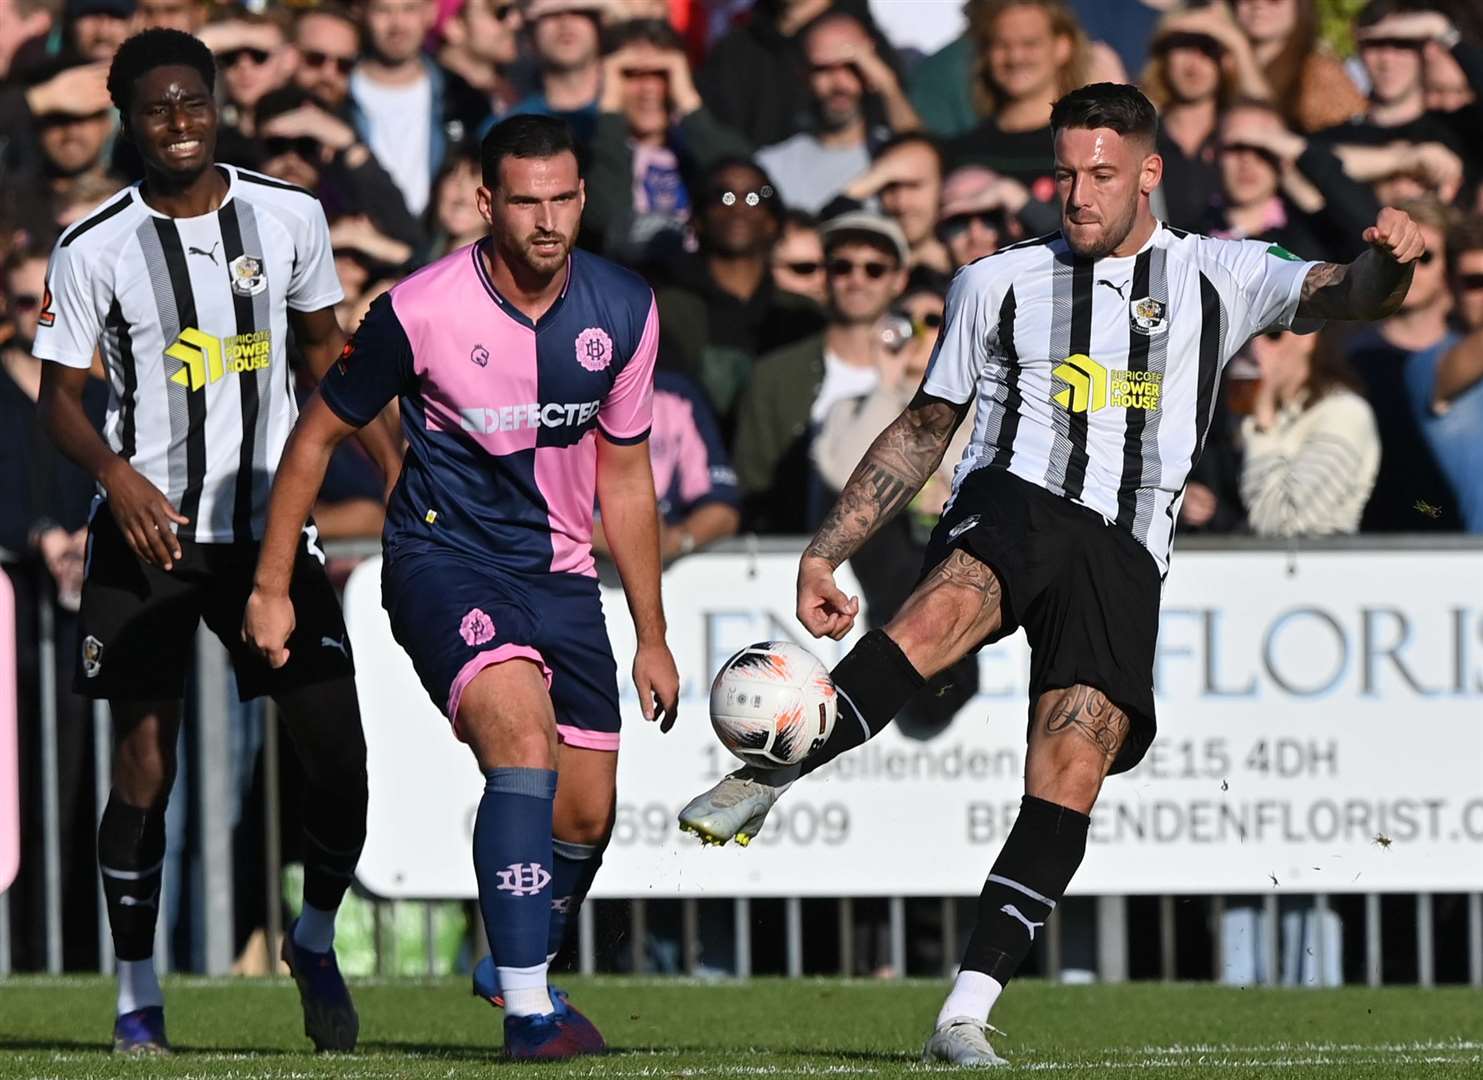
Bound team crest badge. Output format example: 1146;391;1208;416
82;635;103;678
575;327;613;372
229;253;267;297
471;344;489;367
1130;296;1168;336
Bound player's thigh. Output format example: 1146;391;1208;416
110;698;184;806
554;745;617;844
1024;684;1132;814
458;658;559;771
886;548;1007;678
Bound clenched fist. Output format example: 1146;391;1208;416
1363;207;1427;265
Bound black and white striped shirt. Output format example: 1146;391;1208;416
33;165;343;543
923;223;1318;574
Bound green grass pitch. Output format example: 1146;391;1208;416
1;976;1479;1077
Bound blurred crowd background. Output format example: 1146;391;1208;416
2;0;1482;975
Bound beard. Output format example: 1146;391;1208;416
504;229;571;278
1063;196;1140;260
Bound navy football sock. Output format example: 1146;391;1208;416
547;837;605;960
474;767;557;1015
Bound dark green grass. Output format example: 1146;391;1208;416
1;976;1479;1077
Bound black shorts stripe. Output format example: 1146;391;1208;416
105;299;138;461
1190;272;1224;465
986;285;1022;469
1060;256;1095;500
1114;249;1154;529
60;192;133;248
153;218;207;541
217;201;260;541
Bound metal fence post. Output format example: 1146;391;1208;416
628;898;646;974
1415;893;1434;988
942;896;959;979
577;900;595;975
1469;893;1482;989
194;625;234;975
0;887;9;976
37;593;62;974
263;699;282;974
888;897;906;979
93;700;113;975
1096;895;1128;983
1365;892;1382;986
733;897;750;978
1311;893;1329;988
681;898;699;975
1158;894;1176;981
837;897;853;976
784;896;803;977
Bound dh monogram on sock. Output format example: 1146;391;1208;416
1000;903;1045;941
495;862;551;896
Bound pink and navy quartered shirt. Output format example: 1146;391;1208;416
319;241;658;577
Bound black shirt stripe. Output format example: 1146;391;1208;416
987;285;1022;470
1114;249;1154;528
152;218;207;541
1061;256;1095;500
60;192;132;247
1190;272;1224;466
104;298;137;460
217;201;260;541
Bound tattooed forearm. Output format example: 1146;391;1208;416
1042;685;1130;760
805;395;966;567
1296;249;1413;321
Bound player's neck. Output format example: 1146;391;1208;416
1108;211;1157;259
141;163;229;219
482;241;567;322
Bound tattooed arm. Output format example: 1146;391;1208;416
1295;207;1426;321
796;390;969;640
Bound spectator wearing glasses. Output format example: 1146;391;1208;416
349;0;490;217
1228;0;1365;133
509;0;608;147
1345;197;1479;532
293;5;361;112
756;11;921;214
654;158;824;424
437;0;525;119
831;132;950;272
1236;329;1379;538
200;10;295;139
934;164;1040;270
583;17;749;266
254;86;424;251
733;210;908;533
771;209;827;305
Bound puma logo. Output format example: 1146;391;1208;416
120;888;159;910
321;635;349;657
188;241;221;266
1097;278;1129;299
1000;903;1045;941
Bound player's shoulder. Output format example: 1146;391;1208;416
55;186;143;256
570;247;654;312
1157;224;1299;284
955;231;1062;291
230;164;321;207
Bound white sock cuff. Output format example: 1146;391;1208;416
936;970;1003;1029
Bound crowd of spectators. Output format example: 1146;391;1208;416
2;0;1483;970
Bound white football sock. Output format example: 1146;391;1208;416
116;957;163;1016
936;970;1003;1029
293;902;338;954
499;962;555;1017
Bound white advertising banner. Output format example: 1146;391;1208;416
345;547;1483;899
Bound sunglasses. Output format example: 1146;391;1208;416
1456;272;1483;291
36;109;110;127
778;260;823;276
827;257;894;279
936;208;1007;243
218;46;271;67
1359;36;1425;52
10;293;40;313
1219;141;1281;166
706;187;775;208
301;49;356;75
1158;30;1224;59
263;135;320;160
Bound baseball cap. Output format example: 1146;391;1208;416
820;210;910;266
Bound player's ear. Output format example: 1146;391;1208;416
1140;149;1163;196
578;177;587;213
475;184;496;227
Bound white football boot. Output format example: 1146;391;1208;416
676;768;793;846
921;1018;1009;1067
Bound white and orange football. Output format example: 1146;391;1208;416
709;641;837;768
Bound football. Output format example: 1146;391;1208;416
709;641;837;767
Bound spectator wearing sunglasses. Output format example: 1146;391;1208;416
200;10;295;138
1344;197;1479;532
349;0;491;218
437;0;526;120
653;158;824;424
755;11;920;214
254;86;424;252
935;164;1045;270
733;210;908;533
293;5;361;112
583;18;750;266
771;209;827;305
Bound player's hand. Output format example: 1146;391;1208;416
243;588;296;669
633;640;679;732
101;460;188;570
1364;207;1426;264
797;555;859;641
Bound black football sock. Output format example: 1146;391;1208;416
97;792;167;962
789;629;924;779
959;795;1090;983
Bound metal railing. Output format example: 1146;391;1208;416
2;536;1482;985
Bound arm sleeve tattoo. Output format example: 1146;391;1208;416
1296;249;1414;322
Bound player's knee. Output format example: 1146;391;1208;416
555;804;613;846
889;588;986;678
113;732;175;807
1024;758;1103;814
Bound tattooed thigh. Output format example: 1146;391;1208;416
1038;685;1130;761
887;550;1004;675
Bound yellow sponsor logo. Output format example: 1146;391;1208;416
167;327;272;391
1052;353;1162;413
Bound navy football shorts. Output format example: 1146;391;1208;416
381;549;621;750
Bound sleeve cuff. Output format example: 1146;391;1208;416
598;424;651;445
33;348;95;370
319;386;370;428
288;289;345;313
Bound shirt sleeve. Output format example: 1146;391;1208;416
318;292;414;427
920;264;995;404
286;200;345;312
31;242;104;369
598;293;658;444
1220;238;1321;347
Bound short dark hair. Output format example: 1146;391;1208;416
1355;0;1414;31
874;131;943;173
1050;82;1158;147
701;156;784;223
479;114;577;189
604;16;684;53
107;29;215;115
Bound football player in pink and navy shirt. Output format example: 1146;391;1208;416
243;116;679;1059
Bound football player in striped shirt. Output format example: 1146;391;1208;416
34;30;398;1055
679;82;1425;1066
